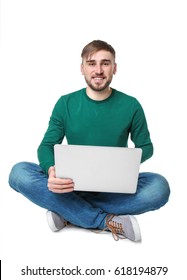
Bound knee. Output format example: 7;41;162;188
151;173;170;205
9;162;28;190
140;172;170;207
8;162;40;192
156;174;170;195
9;162;30;180
10;162;29;173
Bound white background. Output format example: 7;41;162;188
0;0;187;279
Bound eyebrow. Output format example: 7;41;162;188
86;59;111;62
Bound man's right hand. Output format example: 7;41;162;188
48;166;74;193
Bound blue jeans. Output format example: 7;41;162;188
8;162;170;229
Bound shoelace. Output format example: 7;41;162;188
105;214;126;241
93;214;126;241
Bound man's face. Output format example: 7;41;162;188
81;50;117;92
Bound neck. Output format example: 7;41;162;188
86;87;112;101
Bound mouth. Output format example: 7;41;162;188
92;77;105;83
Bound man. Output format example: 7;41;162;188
9;40;170;242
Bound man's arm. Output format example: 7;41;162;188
37;97;65;174
37;98;74;193
130;99;153;163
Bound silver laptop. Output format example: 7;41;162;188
54;144;142;193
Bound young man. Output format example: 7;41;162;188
9;40;170;242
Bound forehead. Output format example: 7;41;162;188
84;50;115;62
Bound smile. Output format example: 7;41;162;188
93;77;104;80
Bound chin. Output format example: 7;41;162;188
90;82;111;92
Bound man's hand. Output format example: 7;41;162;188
48;166;74;193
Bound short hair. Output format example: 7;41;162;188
81;40;116;60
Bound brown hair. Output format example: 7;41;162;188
81;40;116;60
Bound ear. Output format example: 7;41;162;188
113;63;117;75
80;63;84;75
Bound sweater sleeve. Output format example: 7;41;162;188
130;99;153;163
37;97;66;174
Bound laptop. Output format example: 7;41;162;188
54;144;142;193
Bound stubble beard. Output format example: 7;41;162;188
84;77;112;92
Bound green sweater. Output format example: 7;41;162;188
37;88;153;174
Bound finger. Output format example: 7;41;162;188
48;178;73;185
48;181;74;191
48;182;74;189
49;187;74;193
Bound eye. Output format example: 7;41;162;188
88;62;95;66
102;60;111;66
86;61;96;66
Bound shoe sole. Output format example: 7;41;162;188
128;215;141;242
46;211;59;232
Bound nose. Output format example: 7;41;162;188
95;64;103;75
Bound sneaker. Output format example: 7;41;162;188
105;214;141;241
46;211;67;232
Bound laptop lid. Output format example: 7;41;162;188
54;144;142;193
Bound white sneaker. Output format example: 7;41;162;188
105;214;141;241
46;211;67;232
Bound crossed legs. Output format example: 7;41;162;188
8;162;170;230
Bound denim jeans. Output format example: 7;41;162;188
8;162;170;229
